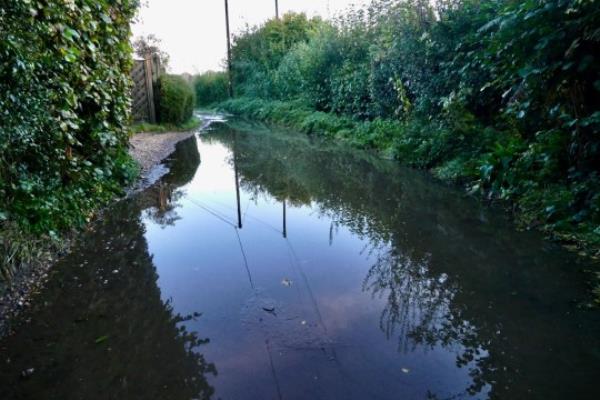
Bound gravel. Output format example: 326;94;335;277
129;131;197;179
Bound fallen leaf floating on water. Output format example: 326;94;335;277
281;278;292;287
262;306;275;313
401;368;410;374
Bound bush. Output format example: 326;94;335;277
218;1;600;256
156;75;195;125
0;0;139;233
231;13;325;98
194;71;229;106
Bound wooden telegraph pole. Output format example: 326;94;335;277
275;0;279;19
224;0;233;97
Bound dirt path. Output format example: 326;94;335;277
129;131;196;179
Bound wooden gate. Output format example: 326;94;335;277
131;54;161;123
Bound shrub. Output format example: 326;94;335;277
156;75;195;125
194;71;229;106
0;0;139;233
219;1;600;255
231;13;325;98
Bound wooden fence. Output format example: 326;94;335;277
131;54;162;123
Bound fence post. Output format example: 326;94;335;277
144;54;157;123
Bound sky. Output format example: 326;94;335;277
132;0;371;74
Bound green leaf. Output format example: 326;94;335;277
95;335;109;344
62;28;80;41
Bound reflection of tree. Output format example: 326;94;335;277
203;129;313;206
139;136;201;228
363;247;455;353
362;247;493;398
0;143;215;399
205;122;600;400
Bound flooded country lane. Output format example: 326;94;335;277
1;117;599;400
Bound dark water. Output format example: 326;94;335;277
1;118;599;400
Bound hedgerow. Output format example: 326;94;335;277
156;75;196;125
194;71;229;106
213;1;600;257
0;1;139;279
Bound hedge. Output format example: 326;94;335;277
194;71;229;106
156;75;196;126
0;0;139;234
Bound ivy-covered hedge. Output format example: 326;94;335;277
0;0;139;234
156;75;196;126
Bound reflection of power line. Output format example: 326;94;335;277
234;227;254;289
265;339;283;400
187;198;236;228
284;239;327;334
185;197;254;288
283;237;360;399
188;194;361;397
242;198;252;225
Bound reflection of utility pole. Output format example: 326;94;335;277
282;199;287;238
275;0;279;19
224;0;233;97
234;132;242;229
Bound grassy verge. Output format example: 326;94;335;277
131;116;202;134
218;97;600;268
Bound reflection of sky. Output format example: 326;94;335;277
141;137;487;400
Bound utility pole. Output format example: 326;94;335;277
224;0;233;97
275;0;279;20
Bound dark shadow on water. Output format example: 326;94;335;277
0;137;216;400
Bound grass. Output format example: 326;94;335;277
131;116;202;134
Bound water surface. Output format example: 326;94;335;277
1;118;599;400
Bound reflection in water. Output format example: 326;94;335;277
0;138;216;400
204;123;600;400
1;124;599;400
141;136;202;228
363;248;451;351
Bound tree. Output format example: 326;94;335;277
132;34;170;70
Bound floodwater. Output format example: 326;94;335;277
1;116;599;400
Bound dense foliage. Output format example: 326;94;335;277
0;1;139;280
156;75;196;126
194;71;229;106
216;1;600;255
